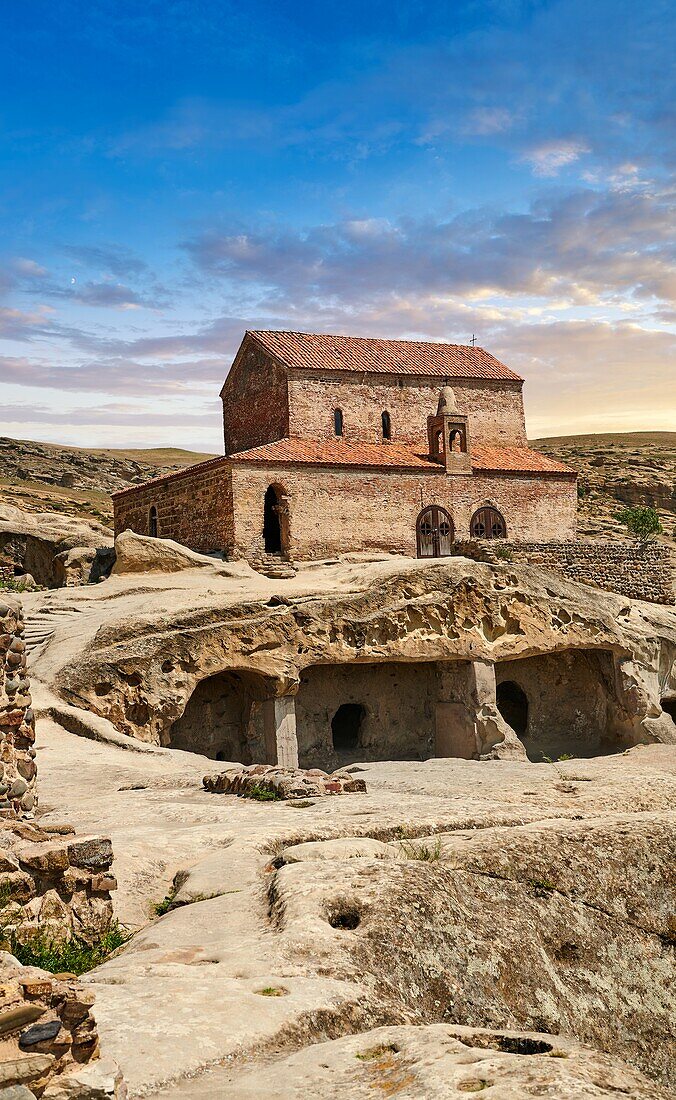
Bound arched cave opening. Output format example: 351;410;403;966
331;703;365;752
496;680;529;737
168;669;267;762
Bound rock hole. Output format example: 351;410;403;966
331;703;365;752
496;681;528;737
461;1033;553;1056
328;903;361;930
661;697;676;721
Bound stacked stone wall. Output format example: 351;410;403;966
454;540;675;605
1;596;37;815
113;458;234;555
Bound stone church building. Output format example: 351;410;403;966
113;330;577;562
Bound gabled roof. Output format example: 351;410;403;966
247;330;523;382
229;437;575;476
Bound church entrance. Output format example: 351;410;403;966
263;485;282;552
416;505;454;558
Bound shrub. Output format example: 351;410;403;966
5;922;131;976
616;506;663;543
241;783;282;802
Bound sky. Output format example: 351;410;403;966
1;0;674;450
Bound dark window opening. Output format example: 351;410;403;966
381;410;391;440
149;506;158;538
263;485;281;552
662;697;676;721
449;428;466;453
331;703;364;752
496;681;529;737
334;408;344;436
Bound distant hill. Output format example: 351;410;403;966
0;437;217;526
531;432;675;543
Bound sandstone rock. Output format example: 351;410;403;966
0;1003;45;1035
66;837;113;870
111;530;221;576
216;1023;672;1099
282;837;395;863
0;1054;54;1088
40;1054;125;1099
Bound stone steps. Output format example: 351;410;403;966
250;554;298;580
24;606;83;655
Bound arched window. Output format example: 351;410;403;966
149;506;158;538
381;410;391;440
334;408;344;437
470;506;506;539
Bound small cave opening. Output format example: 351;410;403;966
331;703;365;752
496;680;529;737
661;697;676;721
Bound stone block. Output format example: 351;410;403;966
66;838;113;871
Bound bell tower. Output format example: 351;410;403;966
427;386;472;475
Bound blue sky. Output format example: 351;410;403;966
1;0;674;449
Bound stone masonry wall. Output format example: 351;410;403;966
455;539;675;605
1;595;37;816
221;340;289;455
230;464;577;559
287;372;528;449
113;458;234;554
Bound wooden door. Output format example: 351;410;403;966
417;506;454;558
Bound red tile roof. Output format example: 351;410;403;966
248;330;523;382
230;437;575;476
112;455;229;498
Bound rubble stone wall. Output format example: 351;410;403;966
0;595;38;816
287;372;528;449
455;540;675;605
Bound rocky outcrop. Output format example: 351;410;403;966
111;530;226;576
54;558;676;758
220;1023;672;1098
204;763;367;798
0;506;114;589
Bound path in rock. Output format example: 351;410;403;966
34;717;676;1098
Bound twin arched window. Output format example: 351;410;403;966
470;506;506;539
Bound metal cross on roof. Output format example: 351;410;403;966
469;334;477;347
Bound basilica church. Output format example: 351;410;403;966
113;330;577;563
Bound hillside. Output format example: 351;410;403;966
0;436;217;525
532;432;676;542
0;432;674;543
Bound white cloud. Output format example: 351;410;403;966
521;140;590;177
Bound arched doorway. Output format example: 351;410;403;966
263;485;282;552
331;703;365;752
496;680;528;737
416;505;454;558
470;506;506;539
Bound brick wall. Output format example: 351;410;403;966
221;341;289;455
287;372;527;449
230;463;577;559
0;595;37;816
455;539;675;605
113;458;234;554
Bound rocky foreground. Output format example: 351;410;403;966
13;542;675;1098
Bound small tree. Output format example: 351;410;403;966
616;506;663;543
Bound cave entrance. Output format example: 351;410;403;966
331;703;365;752
495;650;624;762
168;668;268;762
496;681;529;737
661;697;676;721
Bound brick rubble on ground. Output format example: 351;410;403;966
203;763;367;799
